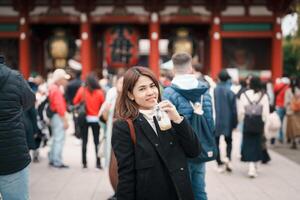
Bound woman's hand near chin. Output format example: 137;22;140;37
158;100;183;123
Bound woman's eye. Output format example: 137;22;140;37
150;84;156;88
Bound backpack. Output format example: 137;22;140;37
290;94;300;112
37;96;55;124
189;96;217;163
243;92;264;134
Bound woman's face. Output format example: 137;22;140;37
129;75;159;110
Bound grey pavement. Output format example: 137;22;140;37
29;129;300;200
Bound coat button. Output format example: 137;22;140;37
170;142;173;145
155;143;159;147
180;168;184;171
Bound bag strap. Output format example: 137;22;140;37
244;91;264;105
275;85;286;98
126;119;136;145
256;92;265;104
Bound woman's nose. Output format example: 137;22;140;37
146;87;154;95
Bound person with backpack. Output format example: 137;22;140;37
73;73;105;169
112;66;201;200
284;77;300;149
238;76;270;178
214;70;238;173
164;52;215;200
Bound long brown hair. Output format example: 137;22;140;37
116;66;161;120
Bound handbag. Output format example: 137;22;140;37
76;87;87;126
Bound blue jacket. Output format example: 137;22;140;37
214;82;238;137
163;81;215;133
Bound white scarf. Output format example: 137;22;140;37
139;109;158;135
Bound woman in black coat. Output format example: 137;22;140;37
112;67;201;200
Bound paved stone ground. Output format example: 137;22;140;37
270;141;300;165
29;128;300;200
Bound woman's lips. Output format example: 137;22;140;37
146;97;157;102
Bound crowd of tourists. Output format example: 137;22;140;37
1;52;300;200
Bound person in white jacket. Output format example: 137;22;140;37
238;76;270;178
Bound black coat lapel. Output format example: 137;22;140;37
136;114;160;146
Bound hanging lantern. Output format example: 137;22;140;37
104;26;139;68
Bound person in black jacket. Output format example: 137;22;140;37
0;55;35;200
112;66;201;200
65;67;82;138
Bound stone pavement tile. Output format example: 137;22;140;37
206;131;300;200
29;130;114;200
29;127;300;200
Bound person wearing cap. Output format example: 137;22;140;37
214;69;238;173
48;69;70;168
0;55;35;200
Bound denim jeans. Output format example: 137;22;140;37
188;162;207;200
0;166;29;200
276;107;286;142
49;114;65;166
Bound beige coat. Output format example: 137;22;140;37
284;87;300;139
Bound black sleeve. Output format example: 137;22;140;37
171;118;201;158
111;120;136;200
18;73;35;111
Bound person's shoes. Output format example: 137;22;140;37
248;163;257;178
49;161;54;166
33;157;39;163
290;141;297;149
216;164;225;173
83;163;87;169
96;157;102;169
108;194;117;200
96;163;102;169
53;164;69;169
270;138;276;145
225;161;233;172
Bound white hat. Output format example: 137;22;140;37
52;69;70;83
68;59;82;71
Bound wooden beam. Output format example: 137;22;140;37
0;17;19;23
0;32;19;38
160;15;211;24
91;15;149;24
221;31;273;38
221;16;273;23
29;15;80;24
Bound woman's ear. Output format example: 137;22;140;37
127;92;134;101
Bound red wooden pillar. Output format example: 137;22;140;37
149;12;160;78
271;14;283;82
210;16;222;80
19;14;30;79
80;13;92;80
